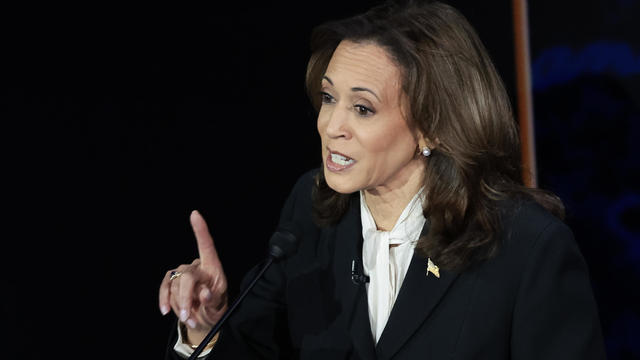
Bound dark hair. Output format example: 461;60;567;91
306;0;564;271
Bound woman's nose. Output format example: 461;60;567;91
323;107;351;140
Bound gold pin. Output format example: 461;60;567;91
427;258;440;278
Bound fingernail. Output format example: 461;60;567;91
180;309;189;322
187;319;197;328
160;305;169;315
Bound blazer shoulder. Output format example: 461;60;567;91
291;168;320;198
499;198;573;254
504;200;605;359
278;168;320;228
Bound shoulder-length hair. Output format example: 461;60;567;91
306;0;564;271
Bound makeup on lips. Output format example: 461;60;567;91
326;149;356;172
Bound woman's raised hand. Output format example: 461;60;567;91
159;210;228;343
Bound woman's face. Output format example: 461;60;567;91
318;40;424;195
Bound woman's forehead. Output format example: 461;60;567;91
323;40;402;99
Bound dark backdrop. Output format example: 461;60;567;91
529;1;640;358
3;1;635;359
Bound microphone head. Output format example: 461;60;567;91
268;222;302;260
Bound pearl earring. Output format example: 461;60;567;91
422;146;431;157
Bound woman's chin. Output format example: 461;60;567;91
324;170;359;194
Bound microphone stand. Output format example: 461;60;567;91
188;256;274;360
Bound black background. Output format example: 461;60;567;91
529;1;640;358
3;1;636;359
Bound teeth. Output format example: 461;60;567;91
331;153;354;166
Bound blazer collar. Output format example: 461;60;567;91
374;224;460;360
335;194;376;360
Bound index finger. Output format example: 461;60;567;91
190;210;221;270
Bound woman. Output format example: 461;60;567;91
159;1;606;358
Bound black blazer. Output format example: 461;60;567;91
166;169;606;359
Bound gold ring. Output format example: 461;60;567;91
170;270;183;281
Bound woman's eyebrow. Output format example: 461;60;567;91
351;87;381;102
323;75;381;101
322;75;334;85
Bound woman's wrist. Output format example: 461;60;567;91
184;323;219;351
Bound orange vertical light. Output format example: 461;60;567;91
513;0;538;188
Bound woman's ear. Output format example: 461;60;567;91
416;130;439;151
423;138;438;150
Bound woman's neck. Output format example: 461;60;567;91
363;160;425;231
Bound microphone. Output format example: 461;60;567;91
351;259;370;285
268;223;301;260
188;222;302;360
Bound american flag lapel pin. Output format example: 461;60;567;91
427;258;440;278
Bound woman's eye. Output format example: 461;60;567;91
320;92;335;104
354;105;375;116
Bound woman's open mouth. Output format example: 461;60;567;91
326;150;356;172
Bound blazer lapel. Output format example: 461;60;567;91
348;284;376;360
374;225;460;360
334;194;376;360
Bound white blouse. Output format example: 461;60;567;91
360;189;426;344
